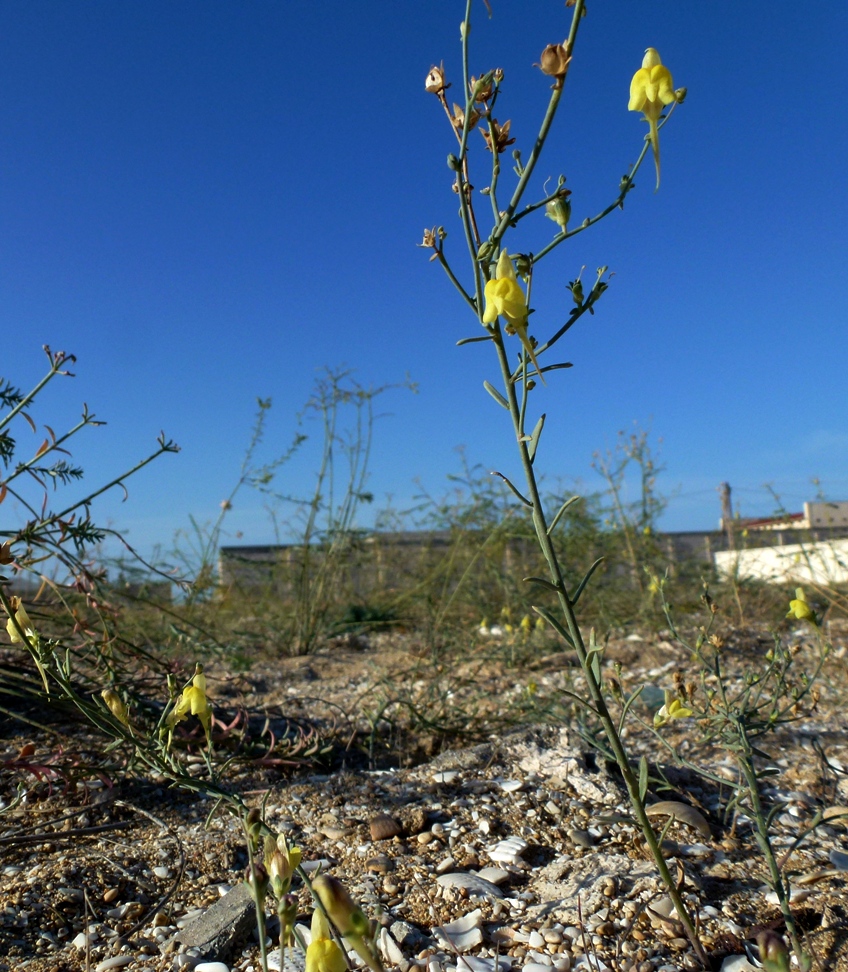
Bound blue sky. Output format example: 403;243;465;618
2;1;846;566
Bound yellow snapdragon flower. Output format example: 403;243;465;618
5;596;37;645
306;909;347;972
786;588;817;624
482;249;545;383
654;695;693;728
167;666;212;735
628;48;677;190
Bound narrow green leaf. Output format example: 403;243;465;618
457;334;493;346
572;557;605;605
547;494;581;535
638;756;649;803
533;605;574;648
483;380;509;409
523;575;561;592
491;470;532;507
589;650;602;684
527;413;546;463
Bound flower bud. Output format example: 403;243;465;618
0;540;13;565
101;688;131;728
756;930;791;972
312;874;370;938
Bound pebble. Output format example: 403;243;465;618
370;813;403;841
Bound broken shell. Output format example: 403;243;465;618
434;908;483;952
646;801;711;839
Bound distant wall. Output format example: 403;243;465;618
715;538;848;585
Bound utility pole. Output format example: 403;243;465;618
719;482;735;551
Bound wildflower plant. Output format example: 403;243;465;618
420;0;701;962
642;579;829;970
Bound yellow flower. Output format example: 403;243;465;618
654;695;693;728
312;875;383;972
167;666;212;734
786;588;817;624
628;48;678;190
101;688;131;729
482;249;545;384
264;833;302;898
5;596;37;645
306;910;347;972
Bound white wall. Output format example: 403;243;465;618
714;538;848;585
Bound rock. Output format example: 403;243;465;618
173;881;255;962
370;813;403;841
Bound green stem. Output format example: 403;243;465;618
735;721;808;967
490;328;706;966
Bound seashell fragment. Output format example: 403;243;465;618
437;872;505;899
456;958;512;972
370;813;403;841
822;806;848;826
764;886;810;905
434;908;483;952
433;770;459;784
487;836;528;865
646;801;711;839
499;779;524;793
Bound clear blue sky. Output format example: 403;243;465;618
2;1;846;565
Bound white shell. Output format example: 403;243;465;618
488;836;528;865
434;908;484;952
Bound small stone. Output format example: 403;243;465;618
366;855;395;874
370;813;403;841
103;887;120;903
436;856;456;874
195;963;231;972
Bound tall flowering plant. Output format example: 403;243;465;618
420;1;703;964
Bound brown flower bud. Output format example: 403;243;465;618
0;540;13;565
538;43;571;79
425;63;448;95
